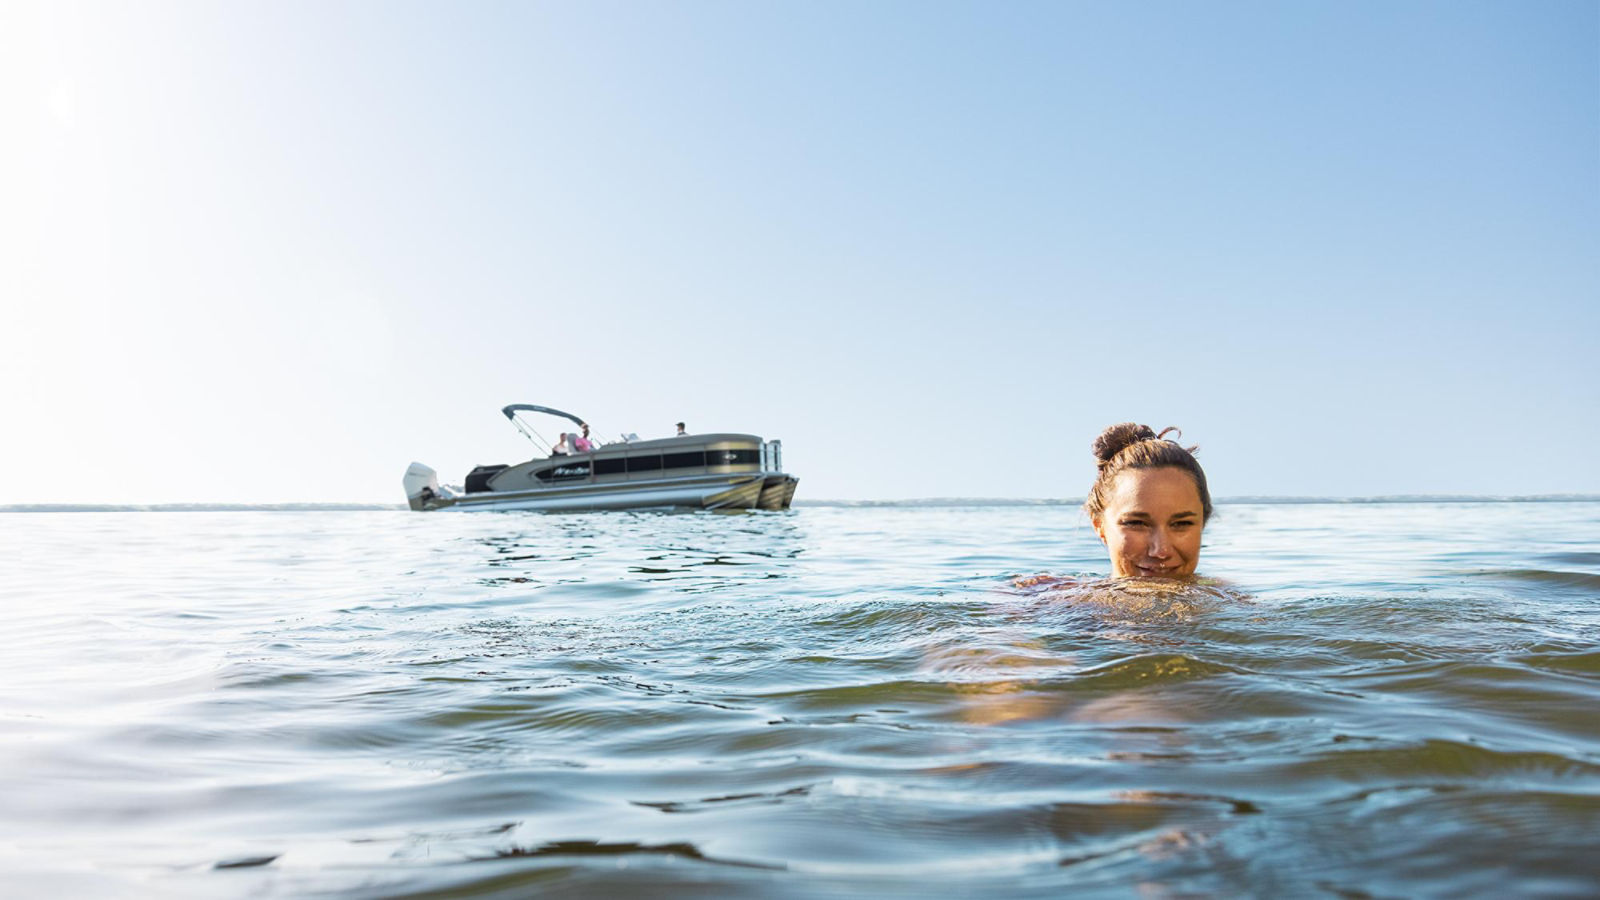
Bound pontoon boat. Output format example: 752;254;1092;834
403;404;798;512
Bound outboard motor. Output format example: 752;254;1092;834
403;462;442;511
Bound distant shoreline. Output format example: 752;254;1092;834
3;495;1598;512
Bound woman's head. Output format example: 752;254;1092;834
1085;423;1212;578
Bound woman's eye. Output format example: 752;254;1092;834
1119;520;1144;528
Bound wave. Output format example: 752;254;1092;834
1450;568;1600;592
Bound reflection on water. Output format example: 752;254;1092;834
1;503;1598;897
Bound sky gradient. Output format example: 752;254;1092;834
4;0;1597;503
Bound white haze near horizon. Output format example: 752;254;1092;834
3;1;1596;505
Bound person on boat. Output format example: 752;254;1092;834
572;423;595;452
1084;422;1212;579
675;422;688;437
551;433;570;456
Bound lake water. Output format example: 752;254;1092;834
3;503;1598;897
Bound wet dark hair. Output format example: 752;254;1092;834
1084;423;1213;522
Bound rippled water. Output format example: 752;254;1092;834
3;503;1598;897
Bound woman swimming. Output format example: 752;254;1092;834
1015;422;1213;593
1084;423;1211;580
940;424;1223;724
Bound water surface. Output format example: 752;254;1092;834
2;503;1597;897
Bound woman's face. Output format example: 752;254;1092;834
1092;467;1205;578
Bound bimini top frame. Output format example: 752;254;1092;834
502;403;588;453
502;403;586;428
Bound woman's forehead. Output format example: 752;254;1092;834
1107;467;1202;509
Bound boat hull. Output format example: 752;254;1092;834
757;475;800;511
419;472;796;512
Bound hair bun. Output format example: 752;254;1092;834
1092;422;1157;466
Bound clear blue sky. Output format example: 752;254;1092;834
4;0;1596;503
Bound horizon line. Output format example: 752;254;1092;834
2;494;1599;512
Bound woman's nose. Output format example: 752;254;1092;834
1148;529;1172;558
